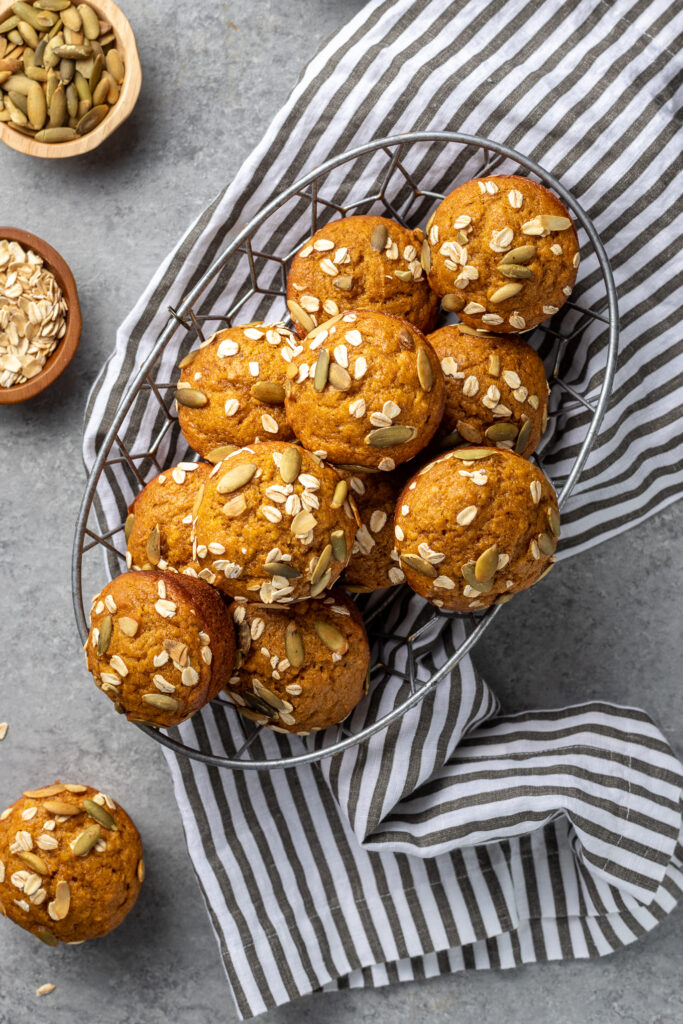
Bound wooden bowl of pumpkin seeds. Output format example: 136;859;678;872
0;0;140;158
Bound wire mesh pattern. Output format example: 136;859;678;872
73;132;619;770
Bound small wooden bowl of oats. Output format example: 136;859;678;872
0;226;82;403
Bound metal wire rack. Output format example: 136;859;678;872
72;132;619;771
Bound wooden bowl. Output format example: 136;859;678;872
0;0;141;159
0;227;82;404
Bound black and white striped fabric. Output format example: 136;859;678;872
82;0;683;1017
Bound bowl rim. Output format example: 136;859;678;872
0;0;141;159
0;226;82;404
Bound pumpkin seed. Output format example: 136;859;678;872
450;447;492;461
285;623;305;668
88;51;102;91
330;529;347;562
263;561;301;579
0;17;20;33
23;784;64;798
310;567;332;597
36;1;72;10
332;275;353;291
177;348;198;369
82;798;117;830
66;80;78;116
97;613;112;656
17;19;38;47
43;799;80;816
280;446;302;484
146;524;160;565
330;478;348;508
253;680;292;713
485;422;519;442
314;619;348;654
514;418;532;454
12;3;53;32
106;47;124;83
16;851;49;874
7;89;28;113
441;293;465;312
53;43;91;59
77;3;99;40
538;561;555;581
365;425;417;448
416;347;434;392
490;283;524;303
73;67;90;101
35;928;59;946
547;506;561;537
291;510;317;535
26;77;46;126
538;532;556;556
91;75;108;105
456;421;483;444
47;81;66;125
398;327;415;350
439;428;464;449
495;593;515;604
328;362;351;391
251;380;285;404
72;823;100;856
501;245;536;265
287;299;314;333
400;553;437;578
475;544;499;582
395;269;414;282
243;691;275;717
142;693;179;712
457;325;497;338
192;483;205;518
50;880;71;920
216;463;257;494
206;445;237;464
370;223;388;250
75;101;106;134
25;64;48;81
497;263;534;280
61;5;81;29
313;349;330;392
174;387;207;409
311;544;332;585
420;239;431;272
137;857;145;883
461;562;494;593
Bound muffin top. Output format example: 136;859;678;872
286;215;439;338
176;322;298;457
0;782;143;945
394;447;559;612
193;442;359;603
424;175;579;334
85;570;235;726
126;461;211;575
226;589;370;733
284;309;445;470
342;469;406;592
427;324;549;456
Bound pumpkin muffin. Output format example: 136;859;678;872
286;215;439;338
125;461;212;576
342;470;406;592
192;442;358;604
175;321;298;457
427;324;549;456
394;446;559;612
0;782;143;946
226;589;370;734
424;175;579;334
284;310;445;470
85;570;235;727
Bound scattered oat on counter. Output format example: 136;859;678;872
36;983;55;997
0;722;8;741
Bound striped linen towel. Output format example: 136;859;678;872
81;0;683;1017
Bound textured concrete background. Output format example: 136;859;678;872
0;1;681;1021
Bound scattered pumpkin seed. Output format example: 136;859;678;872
174;388;208;409
285;623;305;668
498;263;534;280
420;239;431;272
178;349;198;369
400;553;437;578
313;349;330;392
251;381;285;404
206;445;237;464
287;299;314;332
16;851;48;874
72;823;100;856
82;798;117;830
485;422;518;442
461;562;494;593
23;784;64;798
441;293;465;312
35;928;59;947
450;447;492;460
548;506;561;537
43;799;80;816
538;532;556;556
328;362;351;391
365;425;417;447
490;283;524;303
456;421;483;444
416;347;434;392
146;524;160;565
142;693;179;712
370;223;388;250
475;544;499;582
264;561;302;579
330;529;347;562
311;544;332;585
314;619;348;654
97;613;112;656
309;567;332;597
216;462;257;494
280;446;302;484
515;418;532;454
330;478;348;508
332;275;353;291
501;245;536;265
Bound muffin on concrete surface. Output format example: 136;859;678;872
175;322;298;457
341;469;406;592
85;570;235;727
284;309;445;471
226;589;370;734
423;175;579;334
286;215;439;338
394;446;559;612
427;324;549;456
192;442;358;604
125;461;212;576
0;782;143;946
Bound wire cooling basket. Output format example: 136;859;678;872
73;131;619;770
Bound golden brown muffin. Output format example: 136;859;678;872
125;461;212;575
284;310;445;470
85;570;235;726
424;175;579;334
427;324;549;456
175;321;298;457
0;782;143;946
394;447;559;612
226;589;370;733
286;215;439;338
193;442;358;604
341;470;406;591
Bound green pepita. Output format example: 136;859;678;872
285;624;305;668
279;446;302;484
441;293;465;312
263;562;302;579
216;462;257;494
314;619;348;654
514;418;532;454
330;529;347;562
311;544;332;585
485;422;519;442
416;347;434;392
501;245;536;265
97;613;112;656
330;478;348;508
475;544;499;582
251;381;286;404
365;425;417;448
142;693;179;712
370;223;388;251
313;349;330;392
400;553;437;578
146;524;161;565
82;798;117;830
72;823;100;856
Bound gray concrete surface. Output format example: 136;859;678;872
0;0;681;1021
